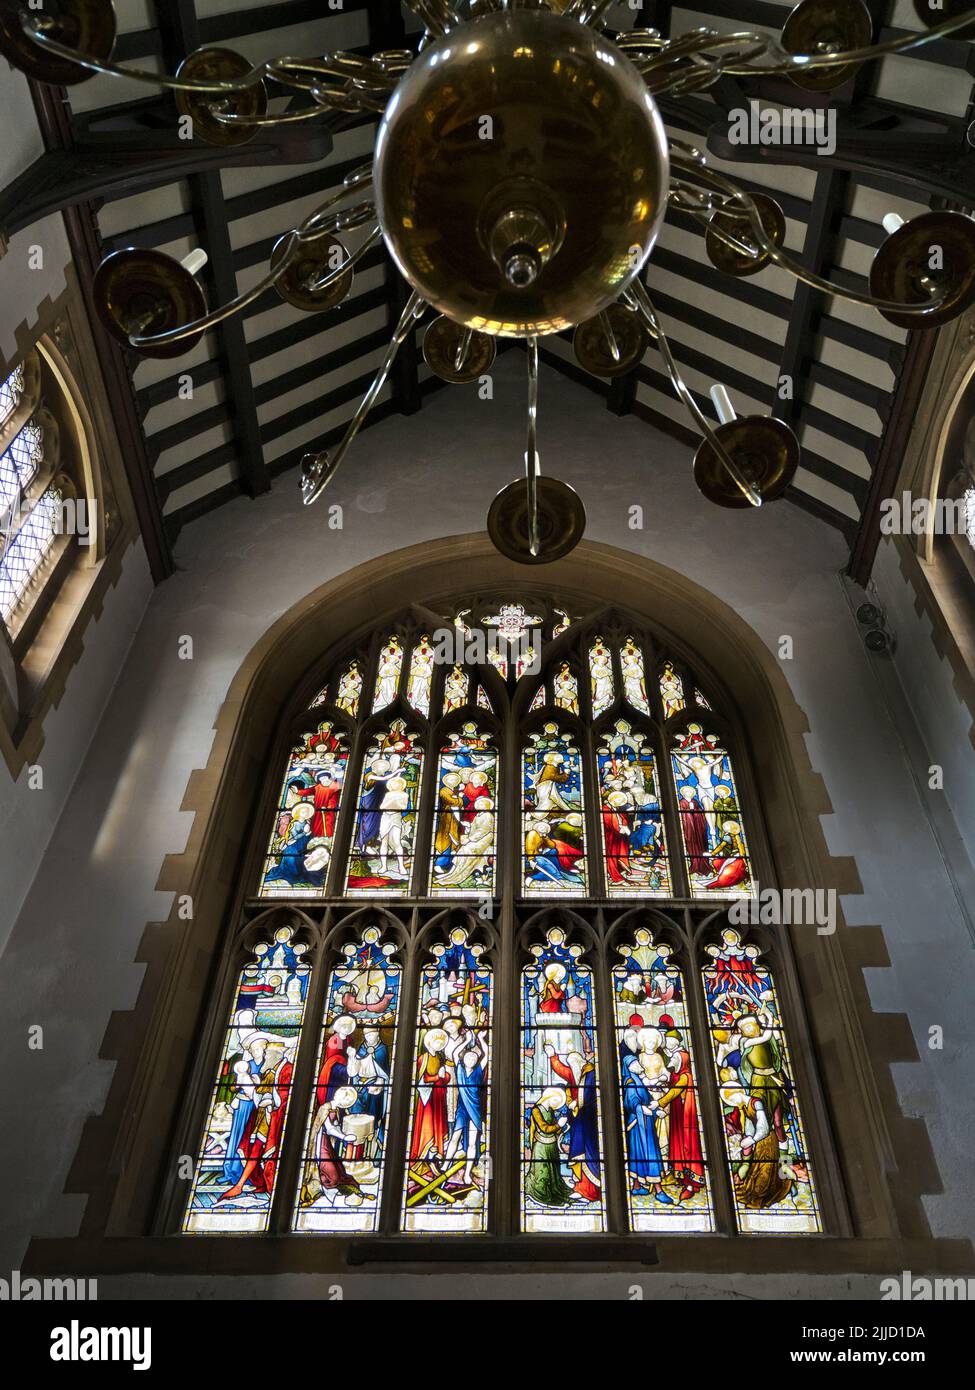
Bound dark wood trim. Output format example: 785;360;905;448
848;327;940;584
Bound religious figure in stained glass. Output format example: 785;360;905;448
407;634;435;716
429;724;498;897
522;724;587;895
695;688;712;710
589;636;613;716
597;721;670;896
335;660;362;716
521;928;604;1231
659;660;685;719
260;723;347;896
619;638;650;713
294;928;400;1232
345;721;423;895
403;928;492;1232
553;661;579;713
614;929;713;1231
529;685;545;712
309;684;328;709
443;663;470;712
703;929;820;1233
372;635;403;711
476;685;492;712
185;927;310;1233
672;725;753;898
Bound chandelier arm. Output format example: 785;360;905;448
305;226;384;291
669;155;948;320
526;335;540;558
300;291;427;506
129;195;376;349
625;282;763;509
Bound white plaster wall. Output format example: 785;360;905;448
1;357;973;1297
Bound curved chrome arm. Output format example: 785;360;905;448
625;282;762;508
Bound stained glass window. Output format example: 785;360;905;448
0;484;62;624
429;723;498;897
703;929;821;1233
372;635;403;711
695;688;712;710
553;661;579;713
522;723;587;896
184;927;310;1233
475;685;492;712
260;723;348;896
294;927;400;1232
529;685;545;712
0;361;24;427
619;638;650;713
403;928;492;1232
659;660;685;719
483;600;543;681
443;663;470;712
345;720;424;895
672;725;753;898
596;720;670;897
331;661;360;715
521;928;604;1231
614;929;713;1230
309;684;328;709
407;633;435;716
589;636;613;716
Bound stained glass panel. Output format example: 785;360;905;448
589;636;613;716
597;720;670;896
553;661;579;713
521;928;604;1231
184;927;310;1233
403;929;492;1232
345;721;423;895
260;723;348;896
619;638;650;713
522;723;587;896
695;688;712;710
0;484;62;625
659;660;685;719
529;685;545;712
372;635;403;712
614;929;713;1230
703;929;821;1233
294;928;400;1232
0;362;24;429
335;661;362;716
443;663;470;712
475;685;492;712
407;634;435;716
309;684;328;709
429;724;498;897
672;726;754;898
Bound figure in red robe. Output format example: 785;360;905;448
677;788;710;875
602;804;631;883
315;1018;355;1106
410;1040;450;1160
659;1023;706;1199
292;771;342;841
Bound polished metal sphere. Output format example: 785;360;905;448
373;11;669;337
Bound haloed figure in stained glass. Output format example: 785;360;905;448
403;929;492;1231
522;725;587;895
522;929;604;1231
430;725;498;897
597;721;670;896
346;721;423;895
261;723;347;895
673;725;753;897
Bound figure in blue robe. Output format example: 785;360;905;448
354;765;395;850
622;1056;665;1189
450;1059;484;1157
263;820;326;889
352;1037;391;1147
221;1058;260;1184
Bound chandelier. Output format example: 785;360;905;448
3;0;974;563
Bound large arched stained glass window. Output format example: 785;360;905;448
179;597;832;1243
184;925;311;1233
403;927;492;1233
521;926;604;1232
293;926;400;1233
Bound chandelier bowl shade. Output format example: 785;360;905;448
0;0;115;85
373;10;669;337
487;474;587;565
693;416;800;509
92;249;207;360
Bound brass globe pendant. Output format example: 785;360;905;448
373;10;669;337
